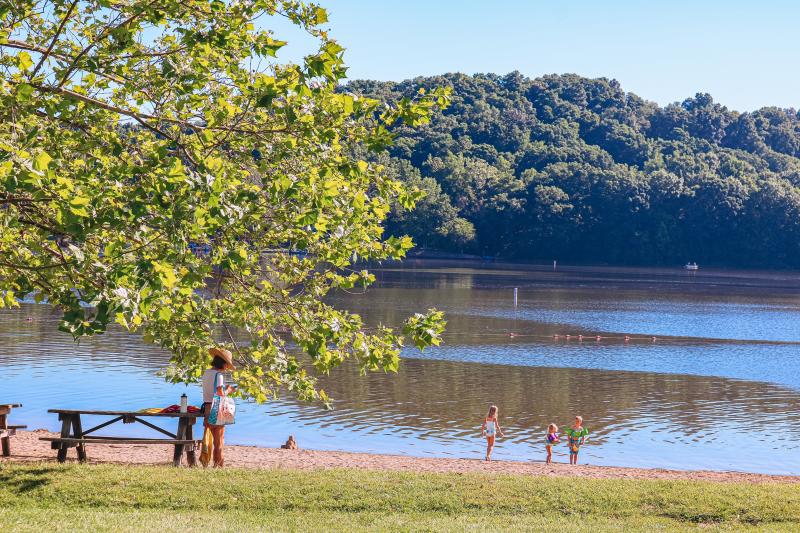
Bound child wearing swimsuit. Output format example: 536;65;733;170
481;405;505;461
563;415;589;465
545;423;560;464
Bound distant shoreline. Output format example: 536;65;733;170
5;430;797;484
396;250;800;276
372;254;800;292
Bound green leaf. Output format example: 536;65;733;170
313;6;328;24
153;262;178;288
15;83;34;102
256;86;279;108
33;152;52;171
16;52;33;71
68;195;90;217
115;312;129;329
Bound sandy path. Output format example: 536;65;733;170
2;429;796;484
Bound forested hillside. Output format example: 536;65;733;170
348;73;800;267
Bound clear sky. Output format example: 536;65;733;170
270;0;799;112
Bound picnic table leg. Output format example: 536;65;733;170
185;419;196;467
73;415;87;463
0;413;9;457
172;418;186;467
56;414;73;463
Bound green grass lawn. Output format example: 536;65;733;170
0;463;797;532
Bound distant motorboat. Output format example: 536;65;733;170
683;262;699;271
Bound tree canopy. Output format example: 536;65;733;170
351;73;800;268
0;0;448;404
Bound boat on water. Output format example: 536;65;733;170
683;262;699;271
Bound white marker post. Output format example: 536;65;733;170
514;287;518;307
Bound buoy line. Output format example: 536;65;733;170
439;332;800;345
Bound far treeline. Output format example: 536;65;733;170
348;73;800;268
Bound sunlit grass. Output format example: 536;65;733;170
1;463;797;531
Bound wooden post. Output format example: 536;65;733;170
56;413;73;463
0;411;9;457
185;418;196;467
172;418;186;467
73;414;87;463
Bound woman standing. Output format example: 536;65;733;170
202;347;236;467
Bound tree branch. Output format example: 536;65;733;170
27;83;286;136
1;193;57;205
56;2;155;88
30;0;79;79
3;40;131;86
0;260;65;272
17;215;61;235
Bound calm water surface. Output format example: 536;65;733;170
4;262;800;474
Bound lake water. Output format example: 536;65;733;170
4;262;800;475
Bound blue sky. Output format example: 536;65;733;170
270;0;799;112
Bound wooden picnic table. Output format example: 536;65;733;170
40;409;202;467
0;404;26;456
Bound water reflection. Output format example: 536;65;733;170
4;262;800;475
314;358;800;473
0;298;800;474
337;283;800;343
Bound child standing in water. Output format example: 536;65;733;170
545;423;560;464
481;405;505;461
563;415;589;465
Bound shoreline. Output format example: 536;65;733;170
399;250;800;274
380;256;800;284
3;430;797;484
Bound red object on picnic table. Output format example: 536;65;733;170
159;404;202;414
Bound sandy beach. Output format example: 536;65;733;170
2;429;796;484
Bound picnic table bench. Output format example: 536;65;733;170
1;404;26;456
40;409;201;466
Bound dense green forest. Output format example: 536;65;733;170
348;73;800;267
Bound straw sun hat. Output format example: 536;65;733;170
209;347;236;369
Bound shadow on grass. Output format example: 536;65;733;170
0;466;61;494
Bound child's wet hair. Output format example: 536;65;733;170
487;405;498;418
548;423;558;433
